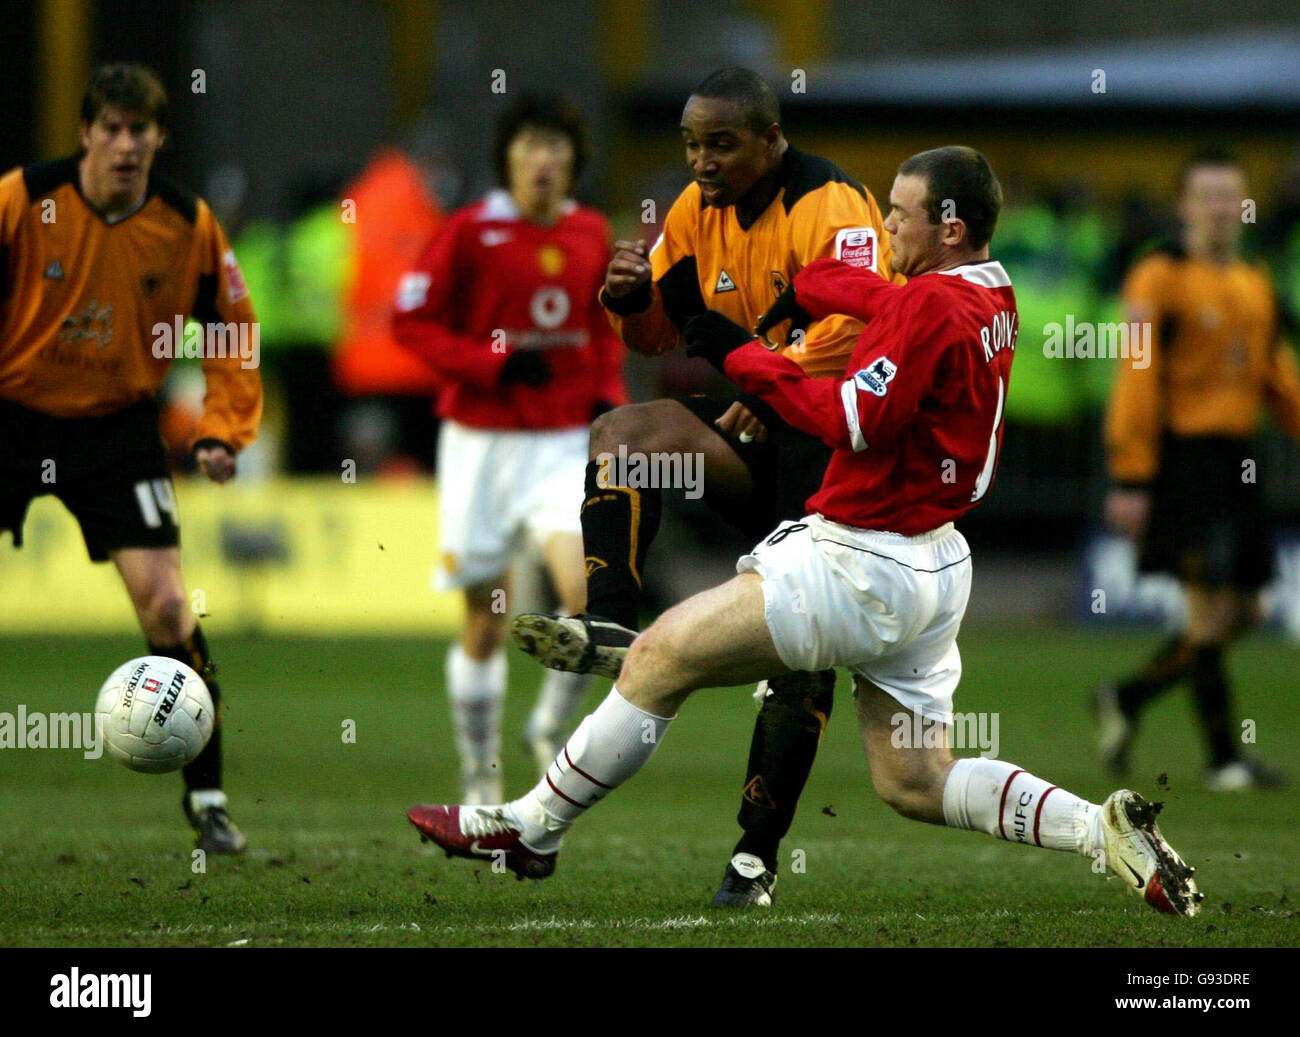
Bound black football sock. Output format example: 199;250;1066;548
148;624;223;794
1190;643;1236;768
580;459;662;630
1116;635;1195;715
733;670;835;873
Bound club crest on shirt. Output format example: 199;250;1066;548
59;300;114;348
854;356;897;397
537;245;565;276
770;271;788;297
140;271;164;297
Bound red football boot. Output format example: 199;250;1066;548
407;804;557;880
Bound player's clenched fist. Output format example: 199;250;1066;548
194;441;237;484
604;239;651;299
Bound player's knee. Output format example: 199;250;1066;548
461;608;506;658
588;405;626;456
588;399;679;459
618;620;690;708
619;626;660;686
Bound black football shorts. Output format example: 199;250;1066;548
677;391;833;538
1138;434;1272;589
0;396;180;562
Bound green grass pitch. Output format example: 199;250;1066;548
0;627;1295;947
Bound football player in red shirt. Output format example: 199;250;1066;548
411;147;1203;917
394;95;626;803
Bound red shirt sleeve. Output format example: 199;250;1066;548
727;287;945;453
725;343;852;449
392;216;508;390
589;285;630;407
794;258;903;323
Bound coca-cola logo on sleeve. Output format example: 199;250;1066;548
834;228;877;271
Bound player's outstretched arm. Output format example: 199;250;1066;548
684;311;848;448
792;258;900;323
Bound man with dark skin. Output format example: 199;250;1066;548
510;68;901;906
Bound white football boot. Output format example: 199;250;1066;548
1099;789;1202;916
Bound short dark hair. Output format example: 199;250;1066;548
492;93;590;186
1178;145;1243;192
80;63;168;130
688;67;781;135
897;146;1002;250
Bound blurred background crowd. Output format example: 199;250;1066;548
3;0;1299;632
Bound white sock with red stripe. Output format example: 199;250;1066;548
942;758;1103;854
445;645;506;778
506;687;673;853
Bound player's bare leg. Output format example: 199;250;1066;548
450;578;511;803
1184;585;1283;790
583;399;756;628
112;547;245;854
410;573;786;877
513;398;838;905
853;677;1202;915
524;532;594;774
513;399;757;678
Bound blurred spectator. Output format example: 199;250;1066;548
334;146;446;475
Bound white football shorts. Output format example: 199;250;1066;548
737;515;972;724
435;420;587;590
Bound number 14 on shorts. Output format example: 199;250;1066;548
133;478;178;528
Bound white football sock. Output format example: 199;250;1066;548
187;789;227;812
507;687;672;852
445;645;506;778
527;670;592;741
942;757;1102;855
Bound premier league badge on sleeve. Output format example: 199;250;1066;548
854;356;897;397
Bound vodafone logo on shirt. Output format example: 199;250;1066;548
834;227;877;271
530;286;571;328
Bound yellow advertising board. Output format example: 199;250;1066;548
0;477;463;634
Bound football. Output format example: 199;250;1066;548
94;657;215;774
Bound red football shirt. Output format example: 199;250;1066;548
392;189;627;430
726;258;1019;534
